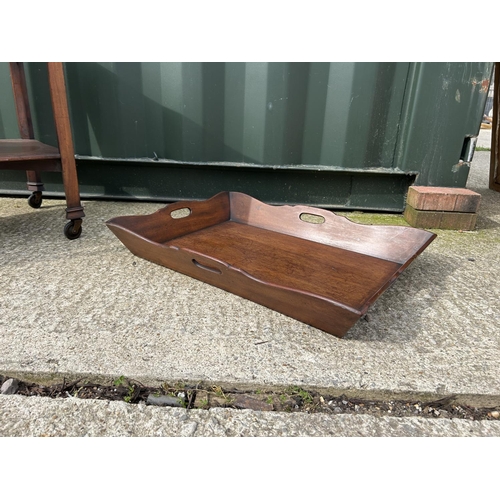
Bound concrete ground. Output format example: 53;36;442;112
0;151;499;436
477;125;492;149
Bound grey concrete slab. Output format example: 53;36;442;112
0;152;499;407
1;394;499;437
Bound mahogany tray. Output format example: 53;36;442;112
106;192;436;338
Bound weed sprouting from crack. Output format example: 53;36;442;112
2;374;499;421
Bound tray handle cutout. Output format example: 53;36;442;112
299;212;326;224
192;258;222;274
170;207;191;219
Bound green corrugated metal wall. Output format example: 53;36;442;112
0;62;493;210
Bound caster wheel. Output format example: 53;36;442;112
28;191;43;209
64;219;82;240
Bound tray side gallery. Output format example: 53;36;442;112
106;191;436;338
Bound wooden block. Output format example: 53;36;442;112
404;205;477;231
406;186;481;213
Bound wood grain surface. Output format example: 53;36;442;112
107;192;436;337
0;140;61;162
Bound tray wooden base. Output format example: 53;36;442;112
106;192;436;338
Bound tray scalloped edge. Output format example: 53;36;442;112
106;191;436;338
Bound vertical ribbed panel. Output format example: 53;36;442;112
59;62;410;168
0;62;493;207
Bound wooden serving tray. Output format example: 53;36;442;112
106;192;436;338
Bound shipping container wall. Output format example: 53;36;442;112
395;62;493;186
0;62;493;210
